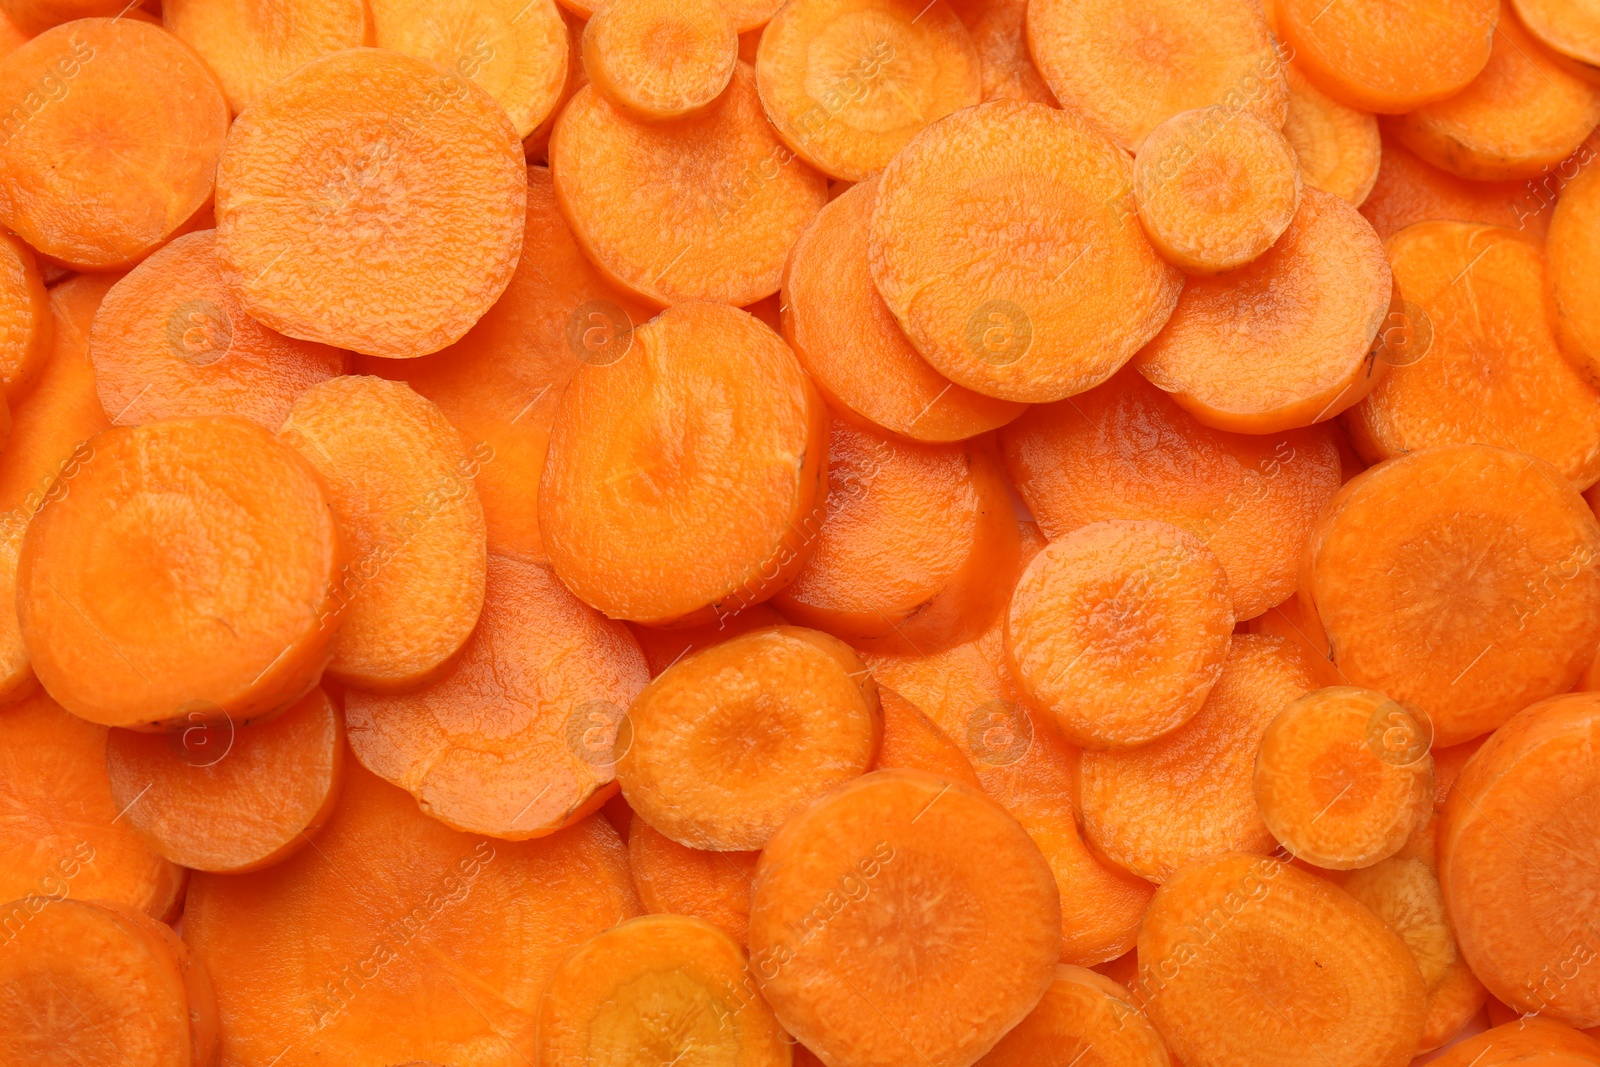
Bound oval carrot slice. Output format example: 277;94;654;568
629;820;759;943
874;686;983;789
280;376;487;693
1302;445;1600;746
1514;0;1600;74
870;100;1183;404
781;175;1024;441
539;914;789;1067
215;48;527;360
1361;133;1554;240
755;0;980;181
539;301;827;625
1429;1018;1600;1067
616;626;881;850
1006;520;1233;751
772;419;1021;654
582;0;735;121
952;0;1056;105
346;554;649;839
1549;160;1600;387
630;602;787;677
551;63;826;307
1026;0;1286;153
1138;854;1425;1066
1283;63;1382;205
88;230;345;428
0;232;49;402
749;769;1061;1067
183;763;642;1066
974;965;1172;1067
0;19;228;270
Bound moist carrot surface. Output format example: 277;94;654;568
583;0;736;122
1282;63;1382;206
951;0;1056;105
0;231;49;401
873;685;983;789
973;965;1172;1067
1360;133;1555;240
1549;160;1600;388
628;819;759;943
1514;0;1600;73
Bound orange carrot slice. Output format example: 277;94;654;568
628;820;758;943
1283;63;1382;205
582;0;736;121
1428;1018;1600;1066
559;0;780;33
874;686;983;789
951;0;1056;105
1514;0;1600;75
0;0;126;33
0;232;50;402
1549;159;1600;387
974;965;1172;1067
1361;133;1555;240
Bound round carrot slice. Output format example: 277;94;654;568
88;231;345;428
1277;0;1496;113
1006;520;1234;751
1026;0;1287;153
1283;63;1382;205
1441;692;1600;1026
952;0;1056;105
629;602;787;677
17;416;343;730
1139;853;1426;1066
869;100;1183;404
551;63;826;307
874;685;983;789
214;48;526;360
749;769;1061;1067
782;175;1024;441
754;0;980;181
1429;1019;1600;1067
772;418;1021;654
1514;0;1600;73
616;626;881;850
162;0;371;114
0;232;50;401
1347;221;1600;488
538;914;789;1067
1134;106;1302;275
629;820;758;943
1302;445;1600;747
346;555;649;839
0;19;228;270
539;302;827;625
1549;160;1600;388
104;687;343;874
974;965;1171;1067
582;0;736;121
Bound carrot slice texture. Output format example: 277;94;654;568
583;0;735;121
347;554;648;839
0;0;124;32
870;101;1183;404
781;175;1024;441
1360;133;1554;240
215;49;527;360
1513;0;1600;72
874;686;983;789
0;19;227;270
629;820;759;943
183;764;642;1066
1429;1019;1600;1066
95;901;219;1067
551;64;826;306
1007;520;1233;751
539;914;789;1067
1246;591;1344;687
974;965;1172;1067
0;232;50;402
1549;160;1600;387
949;0;1055;105
1301;445;1600;746
617;626;881;850
280;376;487;692
559;0;780;33
1000;366;1344;620
18;416;343;729
755;0;980;181
103;686;343;874
539;302;827;625
1283;63;1382;205
773;419;1021;654
629;603;787;677
749;769;1061;1067
1347;221;1600;488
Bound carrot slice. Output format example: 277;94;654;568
1277;0;1496;113
754;0;980;181
1139;853;1425;1066
0;232;49;402
781;175;1024;441
629;820;759;943
346;554;648;839
874;686;983;789
183;763;642;1066
582;0;735;121
773;419;1021;653
1513;0;1600;74
526;4;587;161
95;900;219;1067
1007;519;1233;750
1431;736;1487;810
1429;1019;1600;1066
0;19;227;270
617;626;881;850
748;769;1061;1067
214;49;526;360
1346;221;1600;488
951;0;1056;105
1283;63;1382;205
1026;0;1286;153
1246;591;1344;687
1302;445;1600;746
630;603;787;677
559;0;780;33
1549;159;1600;388
974;965;1171;1067
551;63;826;307
1360;133;1555;240
1000;366;1344;620
539;302;827;625
0;7;23;53
0;0;125;33
870;100;1183;404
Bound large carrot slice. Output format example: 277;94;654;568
214;48;527;360
1428;1018;1600;1066
869;101;1182;403
629;819;759;943
1302;445;1600;746
1283;63;1382;205
346;554;648;839
0;18;228;270
1514;0;1600;75
183;763;642;1066
974;965;1172;1067
539;302;827;625
951;0;1057;105
748;769;1061;1067
1361;133;1554;240
582;0;736;121
0;232;49;401
1549;160;1600;387
874;686;983;789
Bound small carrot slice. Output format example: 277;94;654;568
551;63;826;307
749;769;1061;1067
539;302;827;625
1134;106;1302;275
582;0;735;121
1549;160;1600;387
870;100;1183;403
628;820;759;943
1429;1019;1600;1067
0;232;50;402
1513;0;1600;74
1283;63;1382;205
875;686;983;789
346;555;648;839
630;603;787;677
616;626;881;850
215;49;527;360
1360;133;1554;240
974;965;1172;1067
1302;445;1600;746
